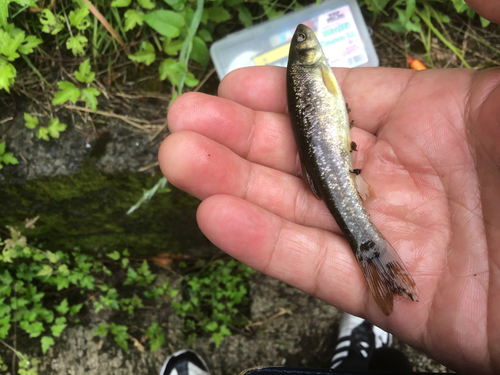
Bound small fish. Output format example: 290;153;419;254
286;24;418;315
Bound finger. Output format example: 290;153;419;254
219;66;289;114
196;194;369;315
218;65;416;134
159;131;338;232
167;92;299;174
167;91;375;176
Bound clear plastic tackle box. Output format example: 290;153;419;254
210;0;379;79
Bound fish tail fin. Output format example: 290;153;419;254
356;241;419;316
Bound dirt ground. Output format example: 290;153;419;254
32;271;452;375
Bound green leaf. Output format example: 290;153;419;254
450;0;469;13
431;8;450;24
52;81;80;105
138;260;149;275
80;274;95;290
57;264;70;276
197;29;212;42
124;9;144;31
24;113;38;129
212;324;231;347
18;35;43;55
55;298;69;315
54;275;69;291
0;304;10;318
69;303;83;316
143;10;185;38
79;87;100;112
0;60;16;92
207;6;231;22
106;251;120;260
110;323;129;352
37;265;53;277
191;36;209;67
40;9;64;35
12;0;32;6
159;58;186;86
1;152;18;166
237;5;252;27
128;41;156;65
145;322;165;352
111;0;131;6
138;0;155;9
0;316;11;339
47;118;67;139
41;336;54;354
36;127;50;141
164;39;183;56
66;34;88;56
94;323;108;336
38;308;54;323
20;320;44;338
480;16;491;28
46;250;60;263
204;321;218;331
51;316;67;337
0;0;8;28
184;72;199;88
0;29;23;61
0;141;4;155
75;59;95;83
68;3;91;30
2;248;17;263
405;0;416;21
163;0;185;12
122;258;129;268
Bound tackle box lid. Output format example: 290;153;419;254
210;0;379;80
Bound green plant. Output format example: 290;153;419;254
0;2;42;93
25;112;67;141
361;0;489;67
0;226;169;370
173;259;256;347
52;59;101;112
0;141;18;169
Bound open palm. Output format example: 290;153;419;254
159;66;500;374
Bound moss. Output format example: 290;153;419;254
0;164;210;256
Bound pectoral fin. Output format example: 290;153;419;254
301;164;322;200
355;174;370;200
320;63;340;98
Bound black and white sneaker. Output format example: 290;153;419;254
159;350;210;375
330;313;392;371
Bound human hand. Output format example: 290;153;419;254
159;65;500;374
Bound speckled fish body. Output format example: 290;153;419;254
286;24;418;315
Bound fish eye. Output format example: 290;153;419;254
297;33;306;42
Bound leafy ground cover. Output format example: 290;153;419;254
0;226;255;374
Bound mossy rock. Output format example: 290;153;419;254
0;164;213;257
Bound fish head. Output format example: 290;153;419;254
289;24;323;66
